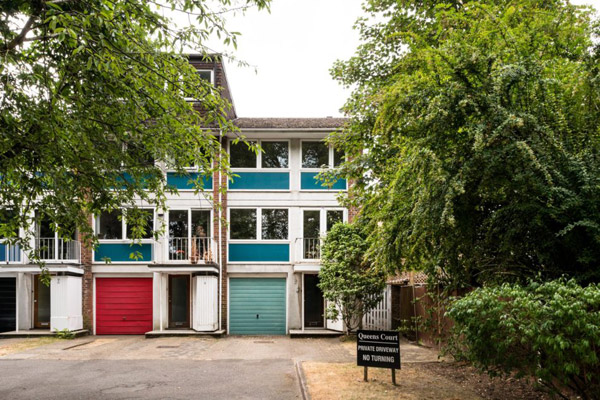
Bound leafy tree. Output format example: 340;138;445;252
0;0;269;266
318;222;387;334
330;0;600;288
446;279;600;399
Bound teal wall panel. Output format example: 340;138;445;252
229;278;286;335
166;172;213;190
228;243;289;262
300;172;346;190
229;172;289;190
95;243;153;262
0;243;20;262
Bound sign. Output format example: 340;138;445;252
357;330;401;369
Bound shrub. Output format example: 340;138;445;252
446;279;600;399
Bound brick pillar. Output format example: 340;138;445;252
79;214;94;332
213;140;228;332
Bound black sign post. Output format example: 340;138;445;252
357;330;401;385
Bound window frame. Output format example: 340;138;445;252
228;139;291;171
300;140;344;170
300;207;347;261
95;208;156;242
183;69;214;102
228;207;290;242
165;208;213;263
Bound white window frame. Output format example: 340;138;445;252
228;139;291;171
184;69;214;102
299;139;341;171
300;208;347;261
94;208;156;243
228;207;290;242
164;208;213;263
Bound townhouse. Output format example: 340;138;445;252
0;55;348;336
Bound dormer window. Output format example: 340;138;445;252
196;70;213;84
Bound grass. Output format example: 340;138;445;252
0;337;59;357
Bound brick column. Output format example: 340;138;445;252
213;139;228;332
79;214;94;332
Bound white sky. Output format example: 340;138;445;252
207;0;600;118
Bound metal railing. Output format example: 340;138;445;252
168;237;215;263
303;238;321;260
0;242;21;263
35;238;80;261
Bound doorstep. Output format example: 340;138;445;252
0;329;89;339
145;329;225;338
289;329;344;338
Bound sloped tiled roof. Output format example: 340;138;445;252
233;117;347;129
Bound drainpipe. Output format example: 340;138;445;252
217;131;223;331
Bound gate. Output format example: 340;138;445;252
362;284;392;330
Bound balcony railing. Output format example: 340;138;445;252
303;238;321;260
168;237;215;263
0;242;21;263
35;238;80;261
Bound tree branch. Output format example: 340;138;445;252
3;15;37;54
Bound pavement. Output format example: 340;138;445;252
0;336;439;399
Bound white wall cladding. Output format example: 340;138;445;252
50;275;83;331
193;275;218;331
362;285;392;331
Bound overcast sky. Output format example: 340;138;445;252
207;0;599;119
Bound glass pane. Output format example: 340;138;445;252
303;211;320;238
302;142;329;168
261;141;289;168
169;210;188;238
197;70;212;84
230;209;257;239
127;143;154;166
333;148;344;167
97;211;122;239
262;209;288;240
326;210;344;232
230;141;257;168
170;276;188;326
191;210;210;237
126;209;153;239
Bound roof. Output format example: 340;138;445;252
233;117;347;130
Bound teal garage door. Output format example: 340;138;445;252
229;278;286;335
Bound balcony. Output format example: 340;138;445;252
35;238;80;262
0;242;21;263
168;237;216;263
303;238;321;260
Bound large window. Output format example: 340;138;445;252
167;209;211;261
230;208;288;240
96;209;154;240
302;209;346;259
302;141;344;168
230;140;289;169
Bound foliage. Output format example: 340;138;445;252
55;328;74;340
330;0;600;288
446;279;600;400
0;0;269;271
318;222;387;334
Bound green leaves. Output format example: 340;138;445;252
447;279;600;399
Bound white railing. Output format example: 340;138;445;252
35;238;80;261
363;285;392;331
1;242;21;263
168;237;215;263
303;238;321;260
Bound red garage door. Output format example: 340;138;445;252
96;278;153;335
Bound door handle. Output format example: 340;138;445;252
123;316;127;320
256;314;259;319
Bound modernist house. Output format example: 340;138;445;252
0;55;348;336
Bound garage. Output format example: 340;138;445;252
96;278;152;335
229;278;286;335
0;277;16;333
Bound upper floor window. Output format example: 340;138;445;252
230;208;288;240
126;143;154;167
301;141;343;168
196;70;213;85
229;140;289;169
96;209;154;240
0;210;18;239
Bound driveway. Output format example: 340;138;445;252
0;336;355;400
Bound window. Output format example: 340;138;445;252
303;210;320;239
261;142;289;168
0;210;18;239
126;143;154;167
96;209;154;240
230;209;257;239
230;141;257;168
302;141;344;168
230;140;289;169
197;70;212;84
96;210;122;240
326;210;344;231
167;209;211;261
262;209;288;240
230;208;289;240
302;209;345;259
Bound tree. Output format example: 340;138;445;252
0;0;269;265
318;222;386;334
330;0;600;288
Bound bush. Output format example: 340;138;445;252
446;279;600;399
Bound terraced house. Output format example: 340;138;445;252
0;55;348;337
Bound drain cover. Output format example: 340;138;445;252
157;345;180;349
253;340;274;344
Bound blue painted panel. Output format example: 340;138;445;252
0;243;20;262
166;172;213;190
229;278;286;335
94;243;153;262
228;243;289;262
301;172;347;190
0;244;5;262
229;172;289;190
